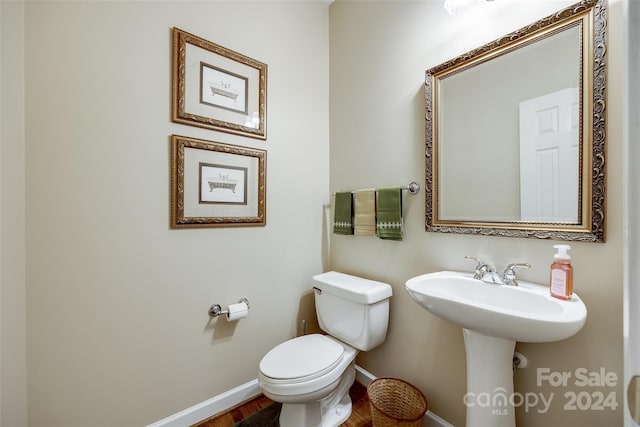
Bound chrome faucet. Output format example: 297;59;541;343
465;256;488;280
502;262;531;286
465;256;531;286
465;256;503;284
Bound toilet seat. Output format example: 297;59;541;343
258;334;357;398
259;334;344;383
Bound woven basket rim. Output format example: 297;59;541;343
367;377;428;422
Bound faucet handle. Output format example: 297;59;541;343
465;256;483;265
502;262;531;286
465;256;488;280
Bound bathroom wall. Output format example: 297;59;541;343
1;1;626;426
1;1;28;427
15;1;330;426
329;1;623;427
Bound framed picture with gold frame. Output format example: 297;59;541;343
170;135;266;228
172;27;267;140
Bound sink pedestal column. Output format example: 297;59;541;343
463;329;516;427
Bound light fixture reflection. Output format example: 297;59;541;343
444;0;492;16
244;112;260;129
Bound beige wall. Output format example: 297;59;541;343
1;1;627;426
1;1;28;427
15;1;330;426
329;1;623;427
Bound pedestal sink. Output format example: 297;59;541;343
405;271;587;427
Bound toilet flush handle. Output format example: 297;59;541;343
313;286;322;294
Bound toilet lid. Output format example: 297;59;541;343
260;334;344;382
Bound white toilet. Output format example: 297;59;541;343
258;271;392;427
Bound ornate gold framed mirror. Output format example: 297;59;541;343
425;0;606;242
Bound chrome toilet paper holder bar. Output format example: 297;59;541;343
208;298;250;317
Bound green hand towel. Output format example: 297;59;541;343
376;187;403;240
333;191;353;235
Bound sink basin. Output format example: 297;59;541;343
405;270;586;342
406;270;587;427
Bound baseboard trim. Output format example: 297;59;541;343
146;379;261;427
148;365;453;427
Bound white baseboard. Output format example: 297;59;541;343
146;379;261;427
148;365;453;427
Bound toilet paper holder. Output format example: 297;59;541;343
208;298;250;317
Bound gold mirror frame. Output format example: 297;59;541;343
425;0;606;242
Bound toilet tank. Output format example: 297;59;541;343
312;271;392;351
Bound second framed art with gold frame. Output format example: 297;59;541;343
170;135;266;228
172;27;268;140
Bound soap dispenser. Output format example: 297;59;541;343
550;244;573;300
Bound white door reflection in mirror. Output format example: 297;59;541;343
519;88;579;223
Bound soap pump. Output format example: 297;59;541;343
550;244;573;300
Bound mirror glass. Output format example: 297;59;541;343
425;0;606;242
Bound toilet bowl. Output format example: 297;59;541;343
259;334;357;426
258;271;392;427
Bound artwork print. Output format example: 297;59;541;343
199;163;248;205
172;27;267;139
200;63;249;114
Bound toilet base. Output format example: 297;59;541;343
278;364;356;427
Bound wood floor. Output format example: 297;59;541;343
192;381;372;427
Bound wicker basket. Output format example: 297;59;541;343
367;377;428;427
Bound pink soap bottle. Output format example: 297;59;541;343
550;244;573;300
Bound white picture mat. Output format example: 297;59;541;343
183;147;258;218
185;43;259;127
